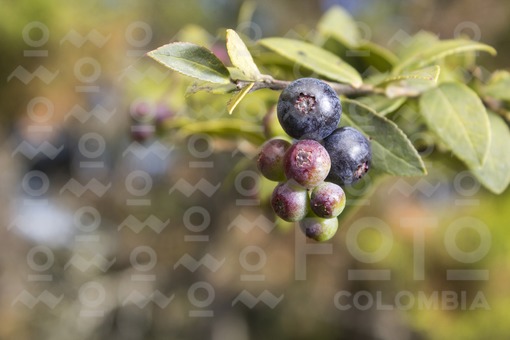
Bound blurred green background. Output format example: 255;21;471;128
1;0;510;339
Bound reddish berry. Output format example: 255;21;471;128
284;140;331;189
270;180;308;222
257;138;291;181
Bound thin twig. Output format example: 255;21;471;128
482;97;510;123
235;77;383;97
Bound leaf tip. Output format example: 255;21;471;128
145;49;156;59
352;79;363;88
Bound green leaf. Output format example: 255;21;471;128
341;99;427;176
393;39;496;74
357;40;399;71
147;42;231;84
383;66;441;98
356;95;406;116
471;113;510;194
226;29;261;81
444;50;477;70
227;82;254;114
259;37;362;87
419;82;490;168
483;70;510;101
185;82;237;97
237;0;257;26
227;67;253;81
317;5;360;48
382;65;440;84
397;31;439;60
363;72;390;86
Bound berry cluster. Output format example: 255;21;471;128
257;78;372;241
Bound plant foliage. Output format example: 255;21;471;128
147;5;510;194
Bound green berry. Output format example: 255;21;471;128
299;216;339;242
310;182;346;218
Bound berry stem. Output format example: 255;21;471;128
235;75;510;124
235;77;384;97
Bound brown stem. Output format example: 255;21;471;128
482;97;510;123
235;77;383;97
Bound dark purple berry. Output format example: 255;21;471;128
130;101;157;142
277;78;341;140
131;123;155;143
270;180;308;222
284;140;331;189
299;216;338;241
257;138;291;181
323;126;371;185
310;182;346;218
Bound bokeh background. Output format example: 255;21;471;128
1;0;510;339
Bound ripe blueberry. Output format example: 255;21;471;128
284;139;331;189
299;216;339;242
257;138;291;181
310;182;346;218
270;180;308;222
277;78;341;140
323;126;371;185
